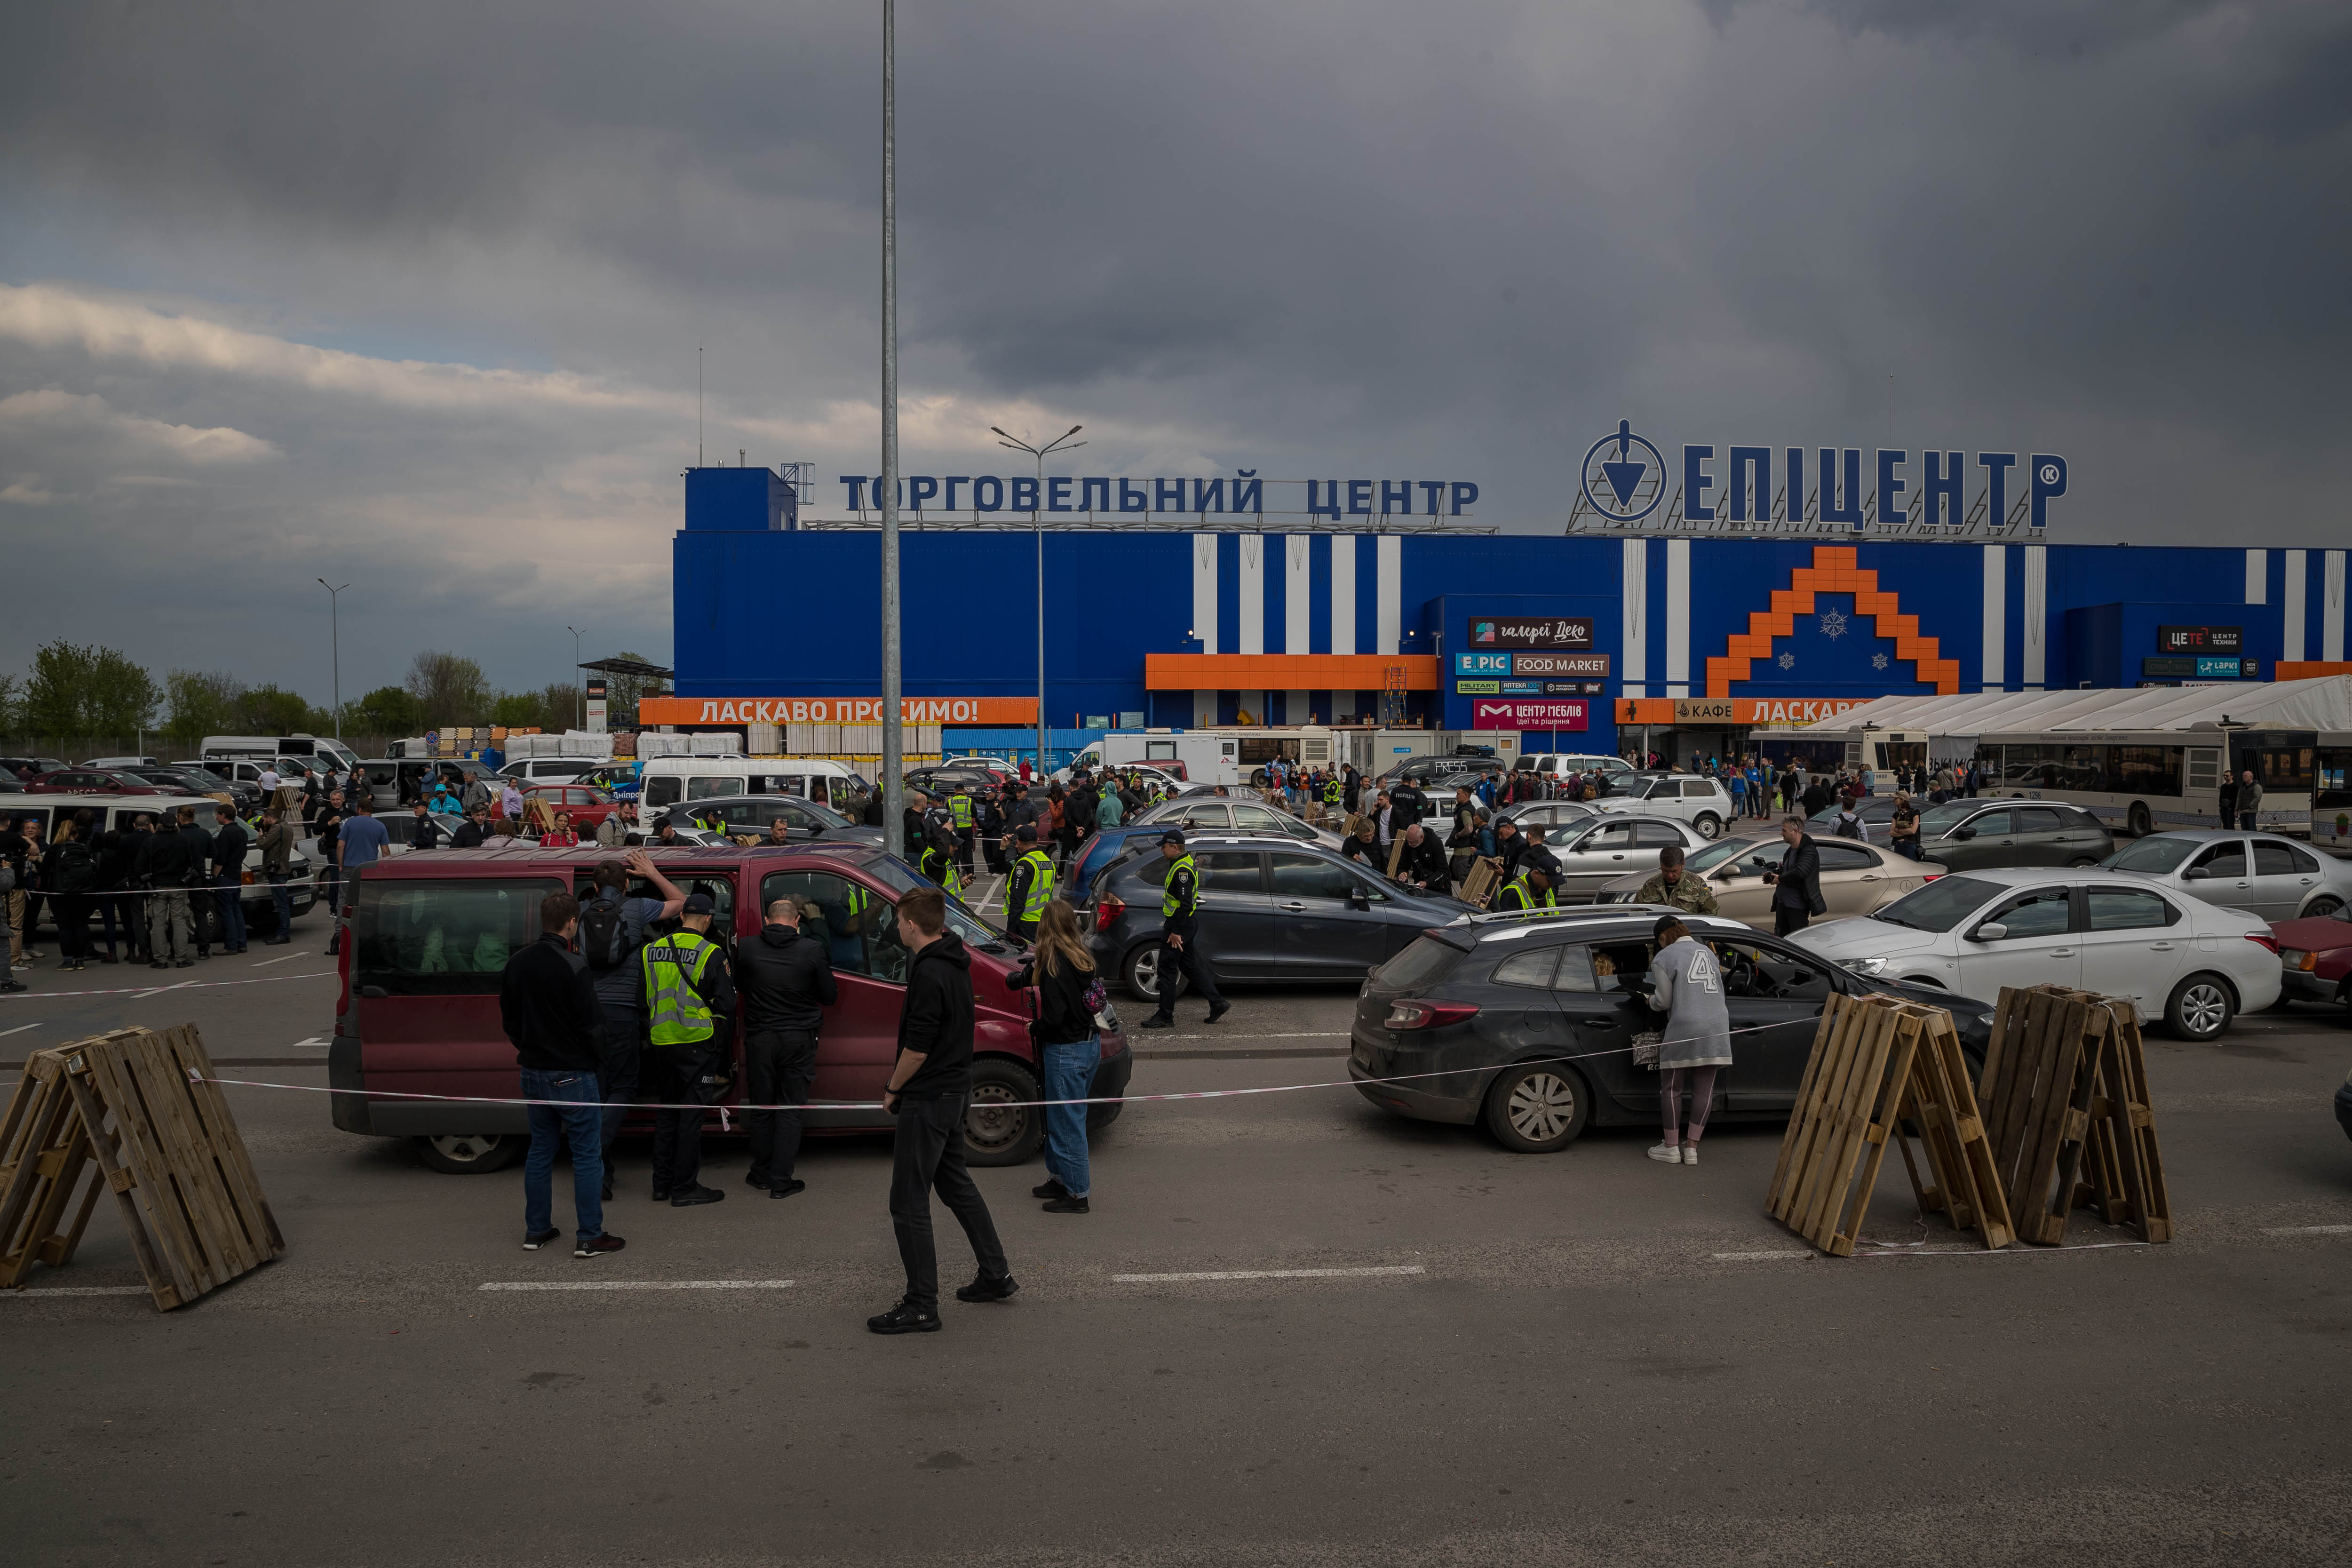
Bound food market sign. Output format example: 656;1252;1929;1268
1454;652;1611;677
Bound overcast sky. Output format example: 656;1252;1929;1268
3;0;2345;707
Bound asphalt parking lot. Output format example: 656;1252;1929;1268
7;899;2352;1567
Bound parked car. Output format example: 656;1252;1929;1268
1593;834;1946;927
1910;799;2114;872
498;757;607;784
1063;824;1189;905
331;841;1126;1172
1132;795;1347;850
124;765;256;811
2271;901;2352;1010
1534;815;1715;901
660;792;884;846
1;756;71;782
1349;908;1994;1152
23;768;200;796
1379;755;1508;789
1802;795;1903;838
2105;830;2352;922
1493;800;1601;835
1516;753;1640;789
1593;772;1736;839
1789;868;2282;1040
904;765;998;798
1085;833;1475;999
518;781;624;831
84;755;163;770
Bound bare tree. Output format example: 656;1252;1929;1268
403;651;491;729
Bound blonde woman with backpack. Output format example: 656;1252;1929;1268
1006;899;1106;1214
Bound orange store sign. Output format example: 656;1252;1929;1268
639;695;1038;726
1615;696;1868;726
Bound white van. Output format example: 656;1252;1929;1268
205;732;361;772
1518;753;1638;781
498;757;608;784
0;792;323;937
635;756;871;815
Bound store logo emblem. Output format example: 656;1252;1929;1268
1472;620;1497;644
1580;420;1667;524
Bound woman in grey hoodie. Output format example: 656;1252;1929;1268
1642;915;1732;1167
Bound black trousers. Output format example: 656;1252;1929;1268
1773;903;1812;937
596;1000;644;1152
647;1040;729;1191
889;1093;1008;1309
746;1028;818;1184
1155;929;1225;1020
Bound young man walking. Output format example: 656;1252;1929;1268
498;891;623;1258
869;887;1014;1334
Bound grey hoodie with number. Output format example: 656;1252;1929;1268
1645;936;1733;1069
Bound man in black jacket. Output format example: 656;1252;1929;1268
499;891;622;1258
451;803;492;849
143;805;200;968
870;887;1012;1334
1393;822;1451;895
406;800;440;852
1761;816;1827;936
209;804;250;954
738;893;838;1200
176;806;217;959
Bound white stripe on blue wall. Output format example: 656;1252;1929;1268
1982;544;2006;689
1376;535;1402;656
2327;551;2346;663
2286;549;2307;661
1664;538;1691;698
2245;549;2266;605
2022;545;2047;689
1330;536;1357;655
1192;533;1219;655
1239;533;1265;656
1621;538;1647;697
1286;536;1311;654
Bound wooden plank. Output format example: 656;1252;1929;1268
161;1025;284;1257
57;1062;185;1310
1819;1009;1923;1257
122;1031;260;1278
2022;1000;2108;1245
83;1037;225;1295
1768;994;1859;1214
1908;1012;2013;1249
2115;1009;2172;1243
0;1053;96;1290
1796;1003;1900;1250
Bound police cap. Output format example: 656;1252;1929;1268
682;893;715;915
1015;824;1038;842
1160;829;1186;847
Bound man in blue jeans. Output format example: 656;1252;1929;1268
498;891;625;1258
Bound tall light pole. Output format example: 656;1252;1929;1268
565;626;584;728
992;424;1085;778
879;0;904;858
317;580;350;739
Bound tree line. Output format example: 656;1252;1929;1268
0;642;662;746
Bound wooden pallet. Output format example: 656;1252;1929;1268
0;1025;282;1308
2080;1002;2173;1243
1766;993;1927;1256
1891;1008;2014;1250
1978;983;2170;1246
0;1051;106;1290
1457;857;1504;908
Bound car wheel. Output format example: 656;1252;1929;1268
2164;973;2235;1042
963;1059;1045;1166
2304;895;2344;919
1481;1062;1590;1153
415;1133;523;1174
1124;941;1184;1003
1692;813;1723;841
2068;857;2100;869
2127;802;2153;838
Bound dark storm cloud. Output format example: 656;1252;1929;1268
1;0;2347;699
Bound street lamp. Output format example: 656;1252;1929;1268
992;424;1085;778
565;626;585;728
880;0;903;857
317;580;350;739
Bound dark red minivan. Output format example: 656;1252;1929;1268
328;840;1131;1173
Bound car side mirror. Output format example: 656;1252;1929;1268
1969;922;2008;943
1950;826;1977;840
1348;893;1370;911
2182;867;2209;881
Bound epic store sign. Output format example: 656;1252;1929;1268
1454;652;1612;677
1472;700;1589;732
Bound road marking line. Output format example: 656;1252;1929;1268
1712;1250;1813;1261
1149;1030;1348;1042
2;1285;149;1297
130;979;197;1000
1111;1266;1425;1283
0;1021;44;1038
288;1036;327;1049
477;1279;798;1292
2261;1224;2352;1235
250;953;306;968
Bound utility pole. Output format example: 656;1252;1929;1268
879;0;903;858
318;579;350;739
992;425;1086;779
566;626;584;728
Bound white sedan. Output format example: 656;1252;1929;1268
1788;866;2282;1041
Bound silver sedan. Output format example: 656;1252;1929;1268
1134;796;1349;851
2101;829;2352;921
1537;814;1714;901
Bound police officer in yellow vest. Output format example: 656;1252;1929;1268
1490;852;1559;917
640;892;738;1206
1004;824;1056;943
1140;830;1231;1029
948;788;976;876
919;832;962;897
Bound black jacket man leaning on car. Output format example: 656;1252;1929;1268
1760;816;1827;936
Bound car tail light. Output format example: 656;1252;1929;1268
1385;998;1480;1030
2244;932;2280;956
1920;872;1941;882
1095;895;1124;934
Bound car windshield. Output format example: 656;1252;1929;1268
859;855;1001;948
796;796;854;828
2104;836;2199;874
1916;802;1978;836
1688;836;1784;874
1871;875;2001;933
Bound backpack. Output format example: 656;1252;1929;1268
580;894;633;971
1835;814;1864;840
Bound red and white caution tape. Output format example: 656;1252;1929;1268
1;970;336;1000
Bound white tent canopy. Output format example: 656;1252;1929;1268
1788;675;2352;738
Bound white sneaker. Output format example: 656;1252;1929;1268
1682;1145;1700;1166
1647;1143;1683;1164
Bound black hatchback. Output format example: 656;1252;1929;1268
1086;833;1476;1000
1349;908;1992;1152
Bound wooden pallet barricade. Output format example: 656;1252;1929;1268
1457;857;1504;908
1766;992;2013;1255
0;1025;282;1308
1980;984;2171;1245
